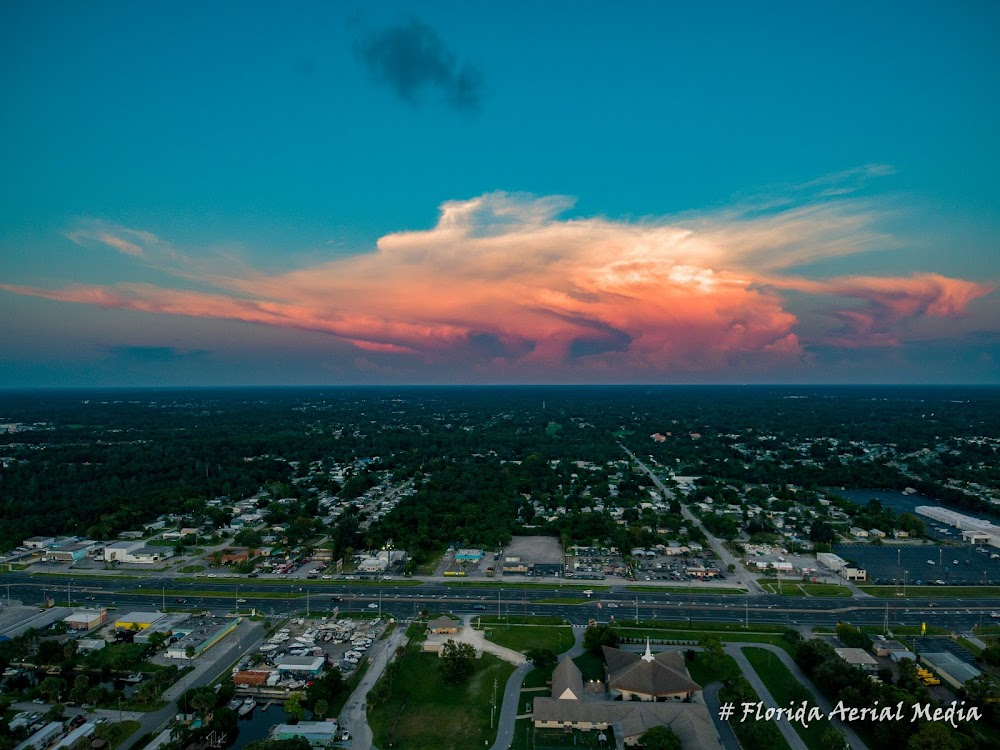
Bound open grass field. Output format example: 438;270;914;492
368;646;514;750
743;647;832;750
443;581;609;591
481;623;574;655
625;585;748;594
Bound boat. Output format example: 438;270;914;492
260;701;272;712
228;698;242;710
238;698;256;717
122;673;143;684
2;667;19;677
259;644;278;653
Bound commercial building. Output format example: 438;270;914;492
103;540;173;565
834;648;879;673
164;617;239;660
275;655;325;676
134;613;191;644
23;537;55;550
52;723;95;750
454;549;484;563
816;552;867;582
114;611;167;631
64;608;107;631
427;616;460;634
46;541;96;563
920;652;981;689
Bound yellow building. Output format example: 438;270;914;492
114;611;166;630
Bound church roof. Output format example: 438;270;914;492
601;644;701;697
551;656;584;700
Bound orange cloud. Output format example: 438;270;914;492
3;190;995;376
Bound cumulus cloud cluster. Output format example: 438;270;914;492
1;185;994;379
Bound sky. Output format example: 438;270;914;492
1;0;998;387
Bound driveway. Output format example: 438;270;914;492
339;623;410;750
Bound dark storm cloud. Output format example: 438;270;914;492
355;20;484;112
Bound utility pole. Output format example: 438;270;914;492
491;678;498;729
745;600;749;629
635;595;639;624
68;580;71;607
162;585;166;612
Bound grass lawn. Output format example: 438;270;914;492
510;718;534;750
957;637;983;657
858;585;1000;598
443;581;610;591
743;647;832;750
476;615;568;626
612;619;789;634
368;646;514;750
481;624;574;655
625;585;748;594
94;720;141;749
799;583;852;597
760;582;806;596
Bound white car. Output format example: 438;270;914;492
606;603;619;609
368;603;378;609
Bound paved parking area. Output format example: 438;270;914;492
834;543;1000;585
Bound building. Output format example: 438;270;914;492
163;617;239;660
532;654;719;749
52;723;95;750
427;616;460;634
64;608;107;631
603;642;702;701
920;652;981;689
834;648;879;673
454;549;483;563
275;655;325;676
872;640;914;660
233;670;273;687
46;541;96;563
13;721;63;750
115;611;166;630
23;537;55;550
816;552;867;582
269;721;340;749
134;613;191;644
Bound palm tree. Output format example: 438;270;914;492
312;699;329;720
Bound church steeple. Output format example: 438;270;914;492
641;637;654;663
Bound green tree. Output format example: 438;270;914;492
39;677;66;703
283;694;304;725
69;675;90;705
439;639;476;684
312;699;329;720
905;721;970;750
583;624;619;654
639;725;681;750
189;690;216;717
525;648;557;670
819;727;848;750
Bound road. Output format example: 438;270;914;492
338;624;410;750
622;445;762;593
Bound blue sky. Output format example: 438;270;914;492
1;1;998;386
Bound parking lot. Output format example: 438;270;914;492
835;543;1000;586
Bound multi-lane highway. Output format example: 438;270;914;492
6;572;999;633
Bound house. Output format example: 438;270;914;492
552;656;584;700
849;527;869;539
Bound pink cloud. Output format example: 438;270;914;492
3;189;996;376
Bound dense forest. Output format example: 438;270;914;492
0;385;998;553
